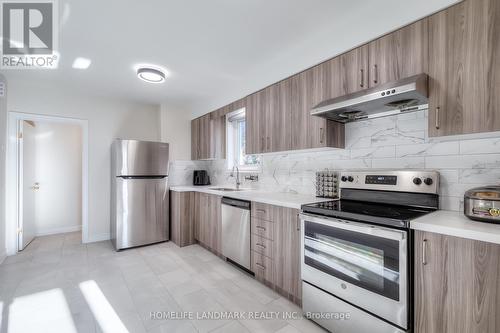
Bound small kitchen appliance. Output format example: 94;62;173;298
464;186;500;223
193;170;211;186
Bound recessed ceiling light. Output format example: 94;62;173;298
136;66;166;84
72;57;91;69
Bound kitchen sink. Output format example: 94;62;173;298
209;187;246;192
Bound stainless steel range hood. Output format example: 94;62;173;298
311;73;429;123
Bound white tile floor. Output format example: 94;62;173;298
0;232;326;333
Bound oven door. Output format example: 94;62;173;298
300;213;408;329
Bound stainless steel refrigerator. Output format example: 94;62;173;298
111;139;169;250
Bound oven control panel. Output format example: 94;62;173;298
365;175;397;185
339;170;439;194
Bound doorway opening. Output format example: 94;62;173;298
7;113;88;255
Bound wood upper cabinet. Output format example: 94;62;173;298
414;231;500;333
191;117;200;160
368;19;428;87
191;114;211;160
191;111;226;160
268;79;292;152
245;89;266;154
428;0;500;137
338;44;369;94
210;112;225;159
291;62;345;150
246;82;292;154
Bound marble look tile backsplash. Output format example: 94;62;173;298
170;110;500;212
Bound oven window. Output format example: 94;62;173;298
304;221;400;301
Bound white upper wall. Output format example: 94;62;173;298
6;78;161;242
159;104;191;161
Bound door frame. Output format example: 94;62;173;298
6;112;89;255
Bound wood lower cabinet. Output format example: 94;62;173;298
428;0;500;136
193;192;222;254
414;231;500;333
170;191;195;247
250;202;301;304
368;19;428;87
272;207;301;304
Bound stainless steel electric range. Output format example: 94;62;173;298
300;170;439;333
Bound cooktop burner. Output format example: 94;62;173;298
302;199;436;228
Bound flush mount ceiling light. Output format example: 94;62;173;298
136;66;166;84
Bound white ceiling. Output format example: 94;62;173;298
2;0;460;118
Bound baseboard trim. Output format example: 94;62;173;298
35;225;82;237
0;248;7;265
86;233;110;243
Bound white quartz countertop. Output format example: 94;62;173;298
169;185;331;210
411;210;500;245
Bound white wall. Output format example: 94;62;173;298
6;79;161;243
160;104;191;161
0;75;7;263
28;122;83;236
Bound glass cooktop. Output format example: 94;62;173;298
302;199;436;228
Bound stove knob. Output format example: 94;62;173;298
347;176;354;182
341;176;348;182
413;177;422;185
424;178;434;186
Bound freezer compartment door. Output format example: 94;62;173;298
114;177;169;249
112;140;169;176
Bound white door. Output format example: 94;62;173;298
18;120;38;250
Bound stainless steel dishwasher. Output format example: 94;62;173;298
221;197;251;270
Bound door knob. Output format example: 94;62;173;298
31;182;40;190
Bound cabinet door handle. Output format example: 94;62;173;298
435;107;440;130
296;216;300;231
255;262;266;269
360;69;364;87
256;226;266;231
267;137;270;150
373;64;378;84
256;208;266;213
319;127;324;144
422;239;428;265
256;243;266;249
260;137;264;151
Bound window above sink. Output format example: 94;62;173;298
226;108;260;171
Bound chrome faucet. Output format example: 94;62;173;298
230;164;241;189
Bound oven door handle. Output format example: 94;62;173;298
299;213;406;241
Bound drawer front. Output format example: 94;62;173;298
251;234;273;259
251;218;274;240
252;250;273;283
251;202;275;222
